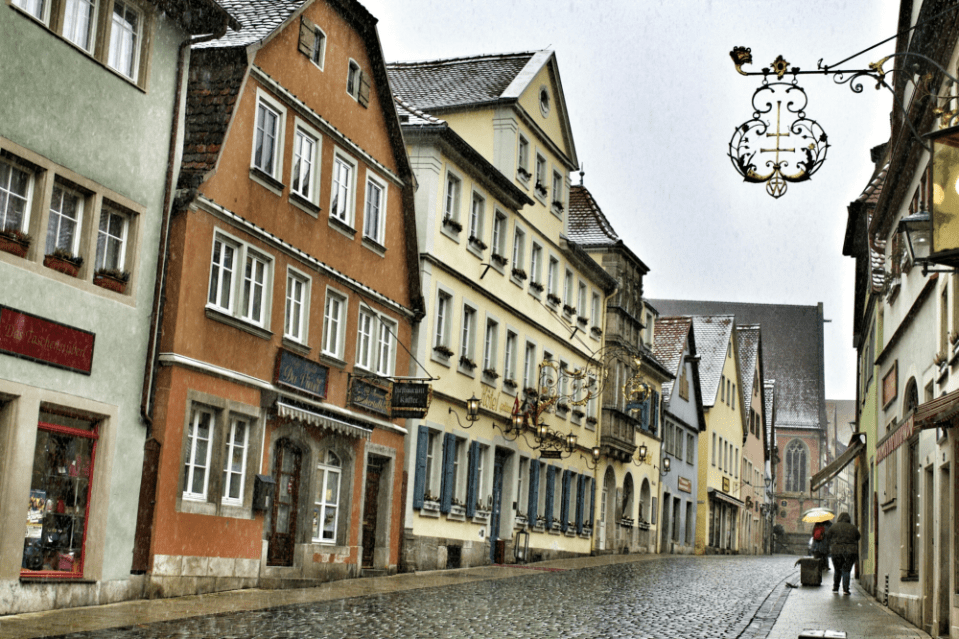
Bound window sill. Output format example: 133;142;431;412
282;337;311;356
328;216;357;240
446;510;466;522
205;307;273;340
249;166;285;196
881;497;897;511
290;192;321;217
430;351;453;367
319;352;347;369
467;244;484;260
440;225;461;243
361;236;387;257
509;274;526;289
178;497;217;516
457;364;477;378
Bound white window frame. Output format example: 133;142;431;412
517;134;530;181
221;416;250;506
512;225;525;273
443;171;462;224
375;314;397;376
96;202;129;272
491;210;507;259
355;306;375;371
208;234;239;314
239;249;270;327
363;172;388;245
251;90;286;181
469;191;485;243
591;293;601;330
310;25;327;70
46;181;84;257
504;330;517;383
346;59;361;99
13;0;49;22
563;269;573;307
330;150;357;227
483;317;498;373
530;242;542;288
63;0;97;51
183;406;214;501
322;287;348;360
0;157;33;234
291;120;321;204
460;303;477;365
313;450;341;543
547;256;559;297
577;281;587;318
434;288;453;350
284;268;311;344
523;341;536;390
534;153;547;200
206;230;274;329
107;0;142;80
551;169;564;213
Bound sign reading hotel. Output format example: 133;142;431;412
275;350;328;400
0;306;95;375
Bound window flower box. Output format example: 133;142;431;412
547;293;561;306
572;409;585;419
529;281;544;293
93;268;130;294
482;368;500;380
503;378;518;389
576;316;588;326
44;249;83;277
552;200;564;212
459;355;477;371
515;513;528;528
524;387;538;398
491;253;508;266
433;344;454;358
535;182;548;197
511;267;528;281
586;416;598;426
517;167;531;180
468;236;487;251
450;504;466;518
582;525;592;537
535;515;547;530
0;227;31;258
442;216;463;233
422;498;440;512
590;326;603;337
562;303;576;316
556;402;570;414
549;518;562;532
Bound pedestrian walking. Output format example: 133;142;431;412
810;521;829;572
825;512;860;594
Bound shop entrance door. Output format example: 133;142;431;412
489;451;506;563
267;441;301;566
362;459;383;569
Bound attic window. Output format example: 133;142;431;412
347;59;371;108
298;16;326;70
539;86;550;117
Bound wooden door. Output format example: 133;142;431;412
267;441;302;566
489;451;506;563
362;461;382;569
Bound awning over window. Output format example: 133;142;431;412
810;433;866;492
276;400;372;440
707;488;744;508
915;387;959;430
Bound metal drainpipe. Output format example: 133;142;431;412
139;17;230;436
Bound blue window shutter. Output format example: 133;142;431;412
545;466;555;525
466;441;479;518
413;425;429;509
440;433;455;513
576;474;585;534
528;459;540;523
560;471;572;532
641;399;650;431
590;479;597;527
651;390;660;435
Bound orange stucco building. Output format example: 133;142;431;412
133;0;423;596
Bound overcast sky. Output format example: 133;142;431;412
363;0;901;399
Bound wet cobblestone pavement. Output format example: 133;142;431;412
49;556;799;639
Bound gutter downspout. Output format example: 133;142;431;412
139;19;230;436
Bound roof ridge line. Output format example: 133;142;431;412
386;50;544;68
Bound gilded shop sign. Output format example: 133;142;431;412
349;377;391;418
275;349;328;400
0;305;95;375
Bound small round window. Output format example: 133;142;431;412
539;86;551;117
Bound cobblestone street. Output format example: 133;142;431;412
46;556;800;639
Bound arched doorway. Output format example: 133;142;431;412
622;473;634;549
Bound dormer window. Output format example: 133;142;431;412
346;59;371;107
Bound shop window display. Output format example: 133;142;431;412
22;413;98;577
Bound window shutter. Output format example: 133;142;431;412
466;441;479;518
560;471;572;532
576;474;585;534
357;71;371;108
641;399;650;431
528;458;540;523
298;16;315;58
440;433;455;513
652;496;658;525
590;479;597;527
413;425;429;509
651;390;660;434
544;466;555;525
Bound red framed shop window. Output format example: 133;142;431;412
21;415;98;579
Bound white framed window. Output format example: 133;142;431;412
221;416;249;505
63;0;97;51
504;330;517;383
512;226;525;272
563;269;573;307
534;154;547;198
252;92;286;180
491;210;506;258
577;282;587;318
330;152;356;226
483;317;498;372
424;430;438;496
240;251;269;326
469;192;485;242
376;315;396;376
108;1;141;80
591;293;601;329
547;256;558;297
443;172;461;223
311;26;326;69
208;235;237;313
0;159;32;233
46;182;84;256
434;289;452;350
13;0;48;21
530;242;542;286
284;269;310;343
291;125;318;202
517;135;530;180
356;307;375;371
96;203;129;271
313;451;341;543
551;170;564;211
460;304;476;363
363;173;387;244
322;288;348;360
523;341;536;390
183;406;214;501
206;230;272;329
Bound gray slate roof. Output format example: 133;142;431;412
386;52;539;111
194;0;305;49
736;325;760;417
568;185;620;246
650;300;826;431
653;316;692;401
682;315;734;409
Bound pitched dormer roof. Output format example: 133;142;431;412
568;185;620;246
736;324;760;417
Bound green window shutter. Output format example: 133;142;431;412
528;458;540;523
440;433;455;513
298;16;315;58
466;441;479;518
413;425;429;509
576;474;586;534
544;466;555;525
357;71;371;108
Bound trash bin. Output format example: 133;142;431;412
799;557;822;586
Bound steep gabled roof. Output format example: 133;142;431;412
194;0;304;49
678;315;735;408
653;316;692;398
764;379;776;445
736;324;760;417
568;184;620;246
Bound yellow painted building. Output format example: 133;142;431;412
390;51;616;569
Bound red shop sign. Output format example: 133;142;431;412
0;306;95;375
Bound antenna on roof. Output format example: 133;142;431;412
579;163;584;186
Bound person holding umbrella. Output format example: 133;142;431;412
825;512;860;594
801;507;834;572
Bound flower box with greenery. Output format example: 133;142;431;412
442;216;463;233
517;167;531;180
582;524;592;537
590;326;603;337
468;235;487;251
535;182;548;197
586;416;598;426
562;303;576;316
935;350;948;368
482;368;500;380
491;253;508;266
572;408;585;419
511;267;527;281
93;268;130;293
524;387;538;398
535;515;547;529
433;344;454;358
529;280;544;293
550;517;562;531
546;293;561;305
556;402;569;414
576;316;588;326
43;248;83;277
0;226;31;258
422;493;440;511
552;200;564;212
503;378;518;389
459;355;477;370
515;511;528;527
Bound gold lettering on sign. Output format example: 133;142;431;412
481;386;498;411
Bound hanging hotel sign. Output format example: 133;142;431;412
391;382;432;418
348;377;391;418
274;349;328;400
0;305;95;375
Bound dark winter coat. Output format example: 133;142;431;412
825;512;860;554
